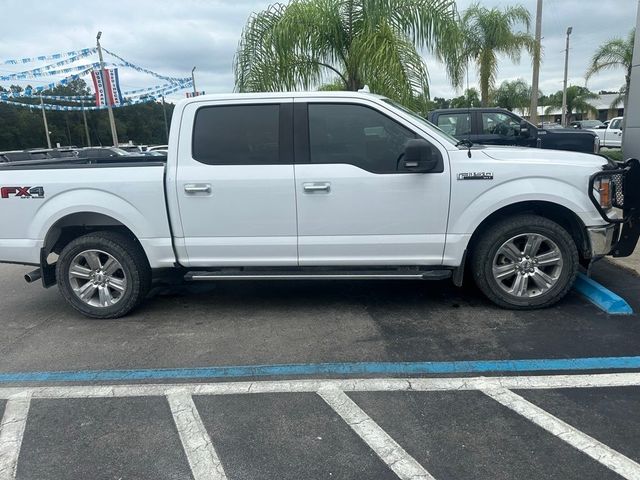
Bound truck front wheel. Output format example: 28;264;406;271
56;231;151;319
470;215;578;309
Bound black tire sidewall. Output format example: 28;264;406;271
56;233;147;319
473;216;578;309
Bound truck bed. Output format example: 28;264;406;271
0;161;172;267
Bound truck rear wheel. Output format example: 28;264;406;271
470;215;578;309
56;231;151;319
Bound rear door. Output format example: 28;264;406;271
293;98;450;266
174;99;297;267
433;112;472;142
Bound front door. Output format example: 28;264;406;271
476;111;535;147
607;118;623;147
294;100;450;266
174;100;297;267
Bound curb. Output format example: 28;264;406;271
574;273;633;315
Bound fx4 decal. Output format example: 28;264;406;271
1;186;45;199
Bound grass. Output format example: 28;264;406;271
600;148;624;163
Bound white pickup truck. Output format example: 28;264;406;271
1;92;638;318
593;117;624;149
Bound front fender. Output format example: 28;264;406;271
448;177;602;236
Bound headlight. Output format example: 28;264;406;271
594;177;612;209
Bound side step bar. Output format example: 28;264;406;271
185;270;452;281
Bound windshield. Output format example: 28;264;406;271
381;98;459;146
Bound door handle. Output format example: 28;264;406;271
303;182;331;193
184;183;211;194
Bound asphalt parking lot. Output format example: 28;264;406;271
1;260;640;480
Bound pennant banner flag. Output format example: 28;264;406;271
1;48;95;65
103;48;189;84
0;81;193;111
0;62;100;81
0;50;97;81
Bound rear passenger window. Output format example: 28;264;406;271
193;104;280;165
436;113;471;137
308;104;415;174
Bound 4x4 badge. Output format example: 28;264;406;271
457;172;493;180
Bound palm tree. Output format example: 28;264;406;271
585;29;634;113
455;4;535;106
450;88;481;108
234;0;460;106
544;86;599;125
492;79;532;113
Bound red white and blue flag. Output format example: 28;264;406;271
91;68;124;107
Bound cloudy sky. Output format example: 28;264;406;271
0;0;636;104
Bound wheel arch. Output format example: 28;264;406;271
467;201;590;262
40;212;147;286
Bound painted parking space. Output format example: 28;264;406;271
2;373;640;480
1;263;639;479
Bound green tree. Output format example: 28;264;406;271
234;0;460;106
544;86;598;125
449;88;481;108
456;3;534;106
492;79;532;112
585;29;634;112
0;78;175;150
431;96;450;109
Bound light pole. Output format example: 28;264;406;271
96;31;119;146
39;94;52;149
81;100;91;147
561;26;572;127
191;66;197;94
161;95;169;142
530;0;543;125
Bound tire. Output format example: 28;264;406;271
56;231;151;319
470;215;578;310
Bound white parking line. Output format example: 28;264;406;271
483;387;640;480
0;372;639;399
0;393;31;480
2;373;640;480
167;392;227;480
319;388;435;480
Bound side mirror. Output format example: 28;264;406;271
519;121;531;138
401;139;444;173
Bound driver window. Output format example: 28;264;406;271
308;103;417;174
482;112;520;136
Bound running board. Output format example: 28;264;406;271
185;269;452;281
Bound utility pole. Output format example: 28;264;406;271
81;101;91;147
529;0;543;125
39;95;52;149
191;67;197;94
96;31;119;146
561;26;572;127
161;95;169;142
